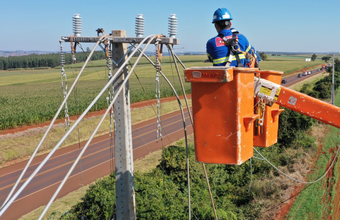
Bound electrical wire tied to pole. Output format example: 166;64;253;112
59;39;70;131
155;37;163;142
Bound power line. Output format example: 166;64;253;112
253;146;339;184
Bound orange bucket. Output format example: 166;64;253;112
185;67;258;165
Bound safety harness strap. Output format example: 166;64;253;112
218;32;244;67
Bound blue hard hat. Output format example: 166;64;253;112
212;8;233;23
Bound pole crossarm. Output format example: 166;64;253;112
61;36;180;45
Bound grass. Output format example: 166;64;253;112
284;91;340;219
260;56;324;75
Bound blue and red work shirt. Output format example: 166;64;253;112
206;29;251;67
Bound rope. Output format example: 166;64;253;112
248;158;253;193
168;45;218;220
128;43;193;219
127;57;191;220
70;43;86;219
253;146;340;184
127;59;171;147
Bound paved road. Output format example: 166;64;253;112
282;68;325;87
0;110;193;219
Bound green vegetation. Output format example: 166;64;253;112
0;51;106;70
260;55;324;74
258;52;268;61
285;93;340;219
311;53;317;61
322;56;331;63
300;60;340;99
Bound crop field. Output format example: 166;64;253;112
0;54;326;130
260;55;324;74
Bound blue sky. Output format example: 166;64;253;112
1;0;339;53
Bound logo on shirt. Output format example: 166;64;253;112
215;37;224;47
215;35;232;47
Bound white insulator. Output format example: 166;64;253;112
73;14;82;36
135;14;145;37
168;14;178;38
59;40;65;65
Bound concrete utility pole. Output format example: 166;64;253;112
332;53;335;105
112;30;136;220
61;30;179;220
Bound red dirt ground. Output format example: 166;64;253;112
332;149;340;219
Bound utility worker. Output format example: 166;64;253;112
206;8;260;67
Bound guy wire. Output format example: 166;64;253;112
248;158;253;193
167;45;218;220
127;53;189;219
127;59;172;147
254;146;340;184
70;48;86;218
78;43;106;80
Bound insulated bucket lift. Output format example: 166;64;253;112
185;67;262;165
185;66;340;165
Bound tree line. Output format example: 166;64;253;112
0;50;106;70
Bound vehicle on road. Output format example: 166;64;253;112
281;79;287;84
298;74;301;78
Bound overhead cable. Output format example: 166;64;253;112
168;44;218;220
0;34;110;216
0;34;108;212
254;146;340;184
38;35;156;219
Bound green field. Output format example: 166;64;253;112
0;54;327;130
285;92;340;219
260;54;324;74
